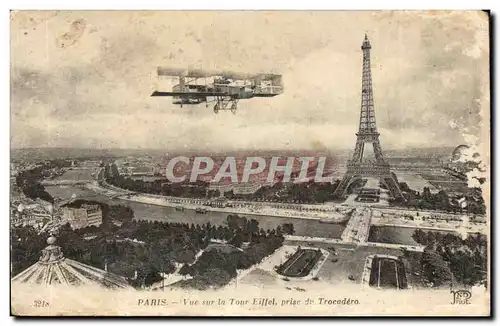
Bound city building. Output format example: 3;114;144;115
120;165;159;176
205;198;230;208
78;160;103;168
11;200;53;229
10;163;19;177
61;203;103;229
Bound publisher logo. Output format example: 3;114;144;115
450;290;471;305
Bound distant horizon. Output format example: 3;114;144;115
10;145;459;151
10;146;459;165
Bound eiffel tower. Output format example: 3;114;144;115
333;35;405;201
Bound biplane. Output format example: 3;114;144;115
151;68;284;114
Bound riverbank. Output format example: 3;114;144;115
87;181;349;223
123;194;335;222
371;216;487;235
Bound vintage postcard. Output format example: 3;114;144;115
10;10;490;316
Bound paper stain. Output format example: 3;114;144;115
448;119;488;188
56;19;86;48
310;140;328;151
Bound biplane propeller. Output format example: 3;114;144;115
151;67;283;114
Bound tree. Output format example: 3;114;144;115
436;190;451;211
246;219;259;243
144;271;163;287
422;187;432;201
421;249;453;288
22;183;54;203
11;226;46;276
230;233;244;248
105;205;135;222
236;252;254;269
179;264;192;276
171;248;197;264
224;190;235;200
194;268;232;289
247;219;259;234
227;214;247;230
281;223;295;235
412;229;428;245
416;231;487;288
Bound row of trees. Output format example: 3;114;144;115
394;184;486;215
243;180;341;204
104;163;211;198
107;163;488;214
15;166;55;203
411;229;487;288
11;226;49;276
104;163;342;204
15;159;75;202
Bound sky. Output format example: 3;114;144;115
10;11;490;151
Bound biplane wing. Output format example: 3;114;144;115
252;92;281;97
157;67;223;78
151;91;226;97
157;67;281;81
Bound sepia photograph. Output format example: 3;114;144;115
9;10;490;316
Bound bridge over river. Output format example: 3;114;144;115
41;179;90;186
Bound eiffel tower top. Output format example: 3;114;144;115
361;34;371;50
358;34;377;135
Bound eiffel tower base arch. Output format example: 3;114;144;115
332;167;405;201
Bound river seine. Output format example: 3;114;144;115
46;185;346;238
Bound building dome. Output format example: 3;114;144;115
11;237;133;290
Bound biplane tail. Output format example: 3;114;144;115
252;74;283;97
